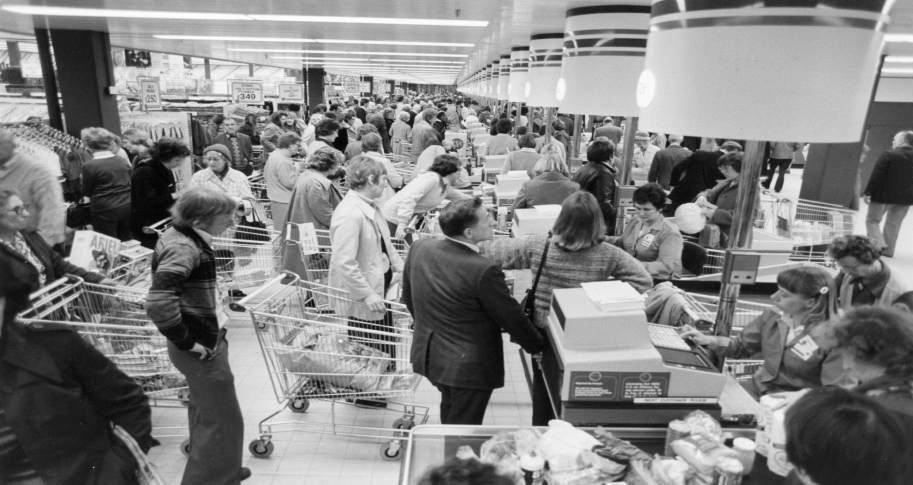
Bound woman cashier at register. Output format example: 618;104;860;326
680;266;848;400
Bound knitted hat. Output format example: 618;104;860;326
635;130;651;141
203;144;231;159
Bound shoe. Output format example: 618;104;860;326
240;467;251;481
230;289;247;299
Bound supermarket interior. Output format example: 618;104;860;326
1;1;913;485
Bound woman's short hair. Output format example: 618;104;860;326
366;113;387;133
316;118;341;137
539;142;566;163
828;235;882;264
347;155;387;190
383;108;395;119
80;127;118;151
361;133;383;153
121;128;151;148
438;198;484;238
308;146;342;172
552;119;566;131
633;183;667;210
518;134;537;150
356;124;378;141
171;187;238;230
148;138;191;164
397;111;411;122
586;139;615;163
785;387;911;485
277;132;301;149
823;306;913;378
717;151;743;173
428;154;461;178
418;457;516;485
0;188;19;211
495;118;513;134
551;191;607;251
534;152;569;177
269;110;287;125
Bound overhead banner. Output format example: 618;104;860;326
138;78;162;111
278;83;304;102
230;81;264;104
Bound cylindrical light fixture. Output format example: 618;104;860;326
488;61;500;98
525;33;564;108
637;2;892;142
498;54;511;101
557;3;650;116
508;46;530;102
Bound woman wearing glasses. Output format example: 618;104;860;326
0;189;115;291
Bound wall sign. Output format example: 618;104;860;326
230;81;264;104
278;83;304;102
139;78;162;110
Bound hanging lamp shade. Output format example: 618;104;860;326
637;2;892;143
498;55;511;100
508;46;530;102
557;4;650;116
525;33;564;108
482;66;490;97
489;61;500;98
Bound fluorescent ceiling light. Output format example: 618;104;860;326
885;34;913;43
322;64;460;71
270;57;463;65
2;5;250;20
249;14;486;27
885;56;913;63
881;68;913;74
154;35;472;47
229;49;468;58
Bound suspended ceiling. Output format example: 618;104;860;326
0;0;912;86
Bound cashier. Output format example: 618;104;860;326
607;183;682;280
680;266;848;400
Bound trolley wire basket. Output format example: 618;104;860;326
18;277;191;446
229;273;429;461
682;292;772;334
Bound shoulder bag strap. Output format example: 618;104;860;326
528;236;551;303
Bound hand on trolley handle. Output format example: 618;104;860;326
364;293;386;313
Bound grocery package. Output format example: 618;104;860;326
275;333;390;391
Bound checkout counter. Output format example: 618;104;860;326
539;282;732;426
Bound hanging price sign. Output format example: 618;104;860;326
278;83;304;102
139;78;162;110
230;81;264;104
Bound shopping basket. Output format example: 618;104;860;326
229;272;429;461
18;277;191;449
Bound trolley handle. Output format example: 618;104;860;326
228;271;300;312
143;217;173;235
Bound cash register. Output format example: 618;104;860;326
538;281;728;426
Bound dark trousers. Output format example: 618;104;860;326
762;158;791;192
436;384;493;425
91;204;132;241
168;331;244;485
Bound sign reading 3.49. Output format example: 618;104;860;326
230;81;264;104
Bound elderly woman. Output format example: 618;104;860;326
145;188;248;484
481;191;653;424
131;138;190;249
501;134;541;179
286;147;344;231
360;133;403;208
390;111;412;154
307;118;341;162
264;132;302;228
697;151;761;247
607;183;683;280
0;189;115;291
329;156;404;367
382;154;471;240
81;127;133;241
511;151;579;212
188;144;254;202
345;124;378;161
301;112;323;147
260;110;288;154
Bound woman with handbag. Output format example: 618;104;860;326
480;191;653;425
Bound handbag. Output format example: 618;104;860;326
66;202;92;228
519;237;550;327
235;206;271;244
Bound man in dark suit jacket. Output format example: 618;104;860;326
355;99;368;124
864;130;913;257
649;135;692;190
403;198;544;425
213;119;254;175
666;141;741;215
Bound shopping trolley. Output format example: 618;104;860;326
682;292;772;333
18;277;191;451
144;217;284;296
247;172;274;227
229;273;429;461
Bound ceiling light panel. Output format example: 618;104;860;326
269;57;464;64
1;6;250;20
154;35;472;47
228;49;469;58
885;56;913;63
248;15;487;27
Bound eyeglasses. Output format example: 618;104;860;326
6;204;29;215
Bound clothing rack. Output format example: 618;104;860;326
120;111;195;190
7;123;87;177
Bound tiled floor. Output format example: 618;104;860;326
147;168;913;484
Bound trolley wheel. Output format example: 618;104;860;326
288;396;310;413
255;321;268;331
249;440;274;458
178;390;190;406
379;441;402;461
180;440;191;456
392;418;415;430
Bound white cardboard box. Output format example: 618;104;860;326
512;205;562;237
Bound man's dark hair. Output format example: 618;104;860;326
314;103;327;113
471;100;479;106
786;387;911;485
359;98;369;106
445;98;453;103
828;235;882;264
149;137;191;164
438;198;484;238
329;104;341;113
316;118;341;137
418;458;514;485
587;139;615;163
495;118;513;134
212;114;225;126
287;103;301;113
